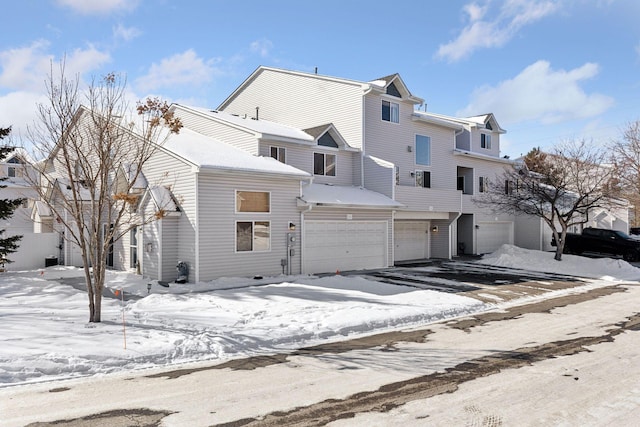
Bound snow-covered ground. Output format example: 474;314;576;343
1;245;638;388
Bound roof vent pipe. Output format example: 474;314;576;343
315;67;318;74
255;106;259;120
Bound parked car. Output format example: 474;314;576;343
551;227;640;261
630;227;640;236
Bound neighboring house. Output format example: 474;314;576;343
0;149;58;270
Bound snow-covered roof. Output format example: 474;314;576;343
148;186;179;214
176;105;314;144
300;183;402;208
161;127;311;178
453;148;517;165
34;200;52;218
122;163;148;190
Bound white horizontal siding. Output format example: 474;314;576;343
222;69;364;149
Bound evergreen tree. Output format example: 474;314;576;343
0;126;24;268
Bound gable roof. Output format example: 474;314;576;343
465;113;506;134
303;123;356;151
218;66;424;110
160;126;311;178
174;104;315;145
370;73;424;104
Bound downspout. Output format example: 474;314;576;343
300;203;313;275
450;212;462;259
361;94;366;187
158;219;163;280
194;170;200;283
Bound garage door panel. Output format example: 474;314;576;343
304;221;387;274
395;221;430;262
477;222;513;254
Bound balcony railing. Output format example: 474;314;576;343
394;185;462;212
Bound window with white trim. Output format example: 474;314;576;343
481;133;492;149
479;176;489;193
314;152;336;176
130;227;138;269
270;146;286;163
382;100;399;123
415;134;431;166
415;170;431;188
236;221;270;252
236;191;270;213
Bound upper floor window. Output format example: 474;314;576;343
382;100;399;123
7;166;22;178
236;191;270;213
479;176;489;193
415;135;431;166
318;132;339;148
314;152;336;176
415;170;431;188
481;134;492;149
270;146;286;163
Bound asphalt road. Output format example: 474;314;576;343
2;263;639;426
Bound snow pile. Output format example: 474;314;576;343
0;269;485;387
479;245;640;281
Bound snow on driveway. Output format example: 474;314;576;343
0;245;637;388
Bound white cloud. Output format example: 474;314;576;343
113;24;142;42
457;60;615;125
56;0;139;15
436;0;560;62
135;49;220;93
250;39;274;58
0;41;110;92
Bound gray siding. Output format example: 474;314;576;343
197;172;302;280
363;155;394;198
363;94;458;192
222;69;365;149
161;217;180;281
258;141;357;186
143;147;197;279
142;221;159;280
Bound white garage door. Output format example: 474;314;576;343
477;222;513;254
394;221;430;262
304;221;387;274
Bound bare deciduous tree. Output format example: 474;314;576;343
27;63;182;322
610;120;640;226
475;139;621;261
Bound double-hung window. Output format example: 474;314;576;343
236;190;271;252
314;152;336;176
479;176;489;193
382;100;399;123
481;134;492;149
270;146;286;163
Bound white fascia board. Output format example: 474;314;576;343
411;113;464;131
453;148;517;164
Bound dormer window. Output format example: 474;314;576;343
318;132;338;148
382;100;399;123
485;121;493;131
386;82;402;98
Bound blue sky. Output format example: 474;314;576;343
1;0;639;157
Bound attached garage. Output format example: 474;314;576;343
303;220;388;274
476;221;513;254
394;221;430;262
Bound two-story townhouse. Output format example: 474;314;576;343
170;105;402;274
217;67;519;262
